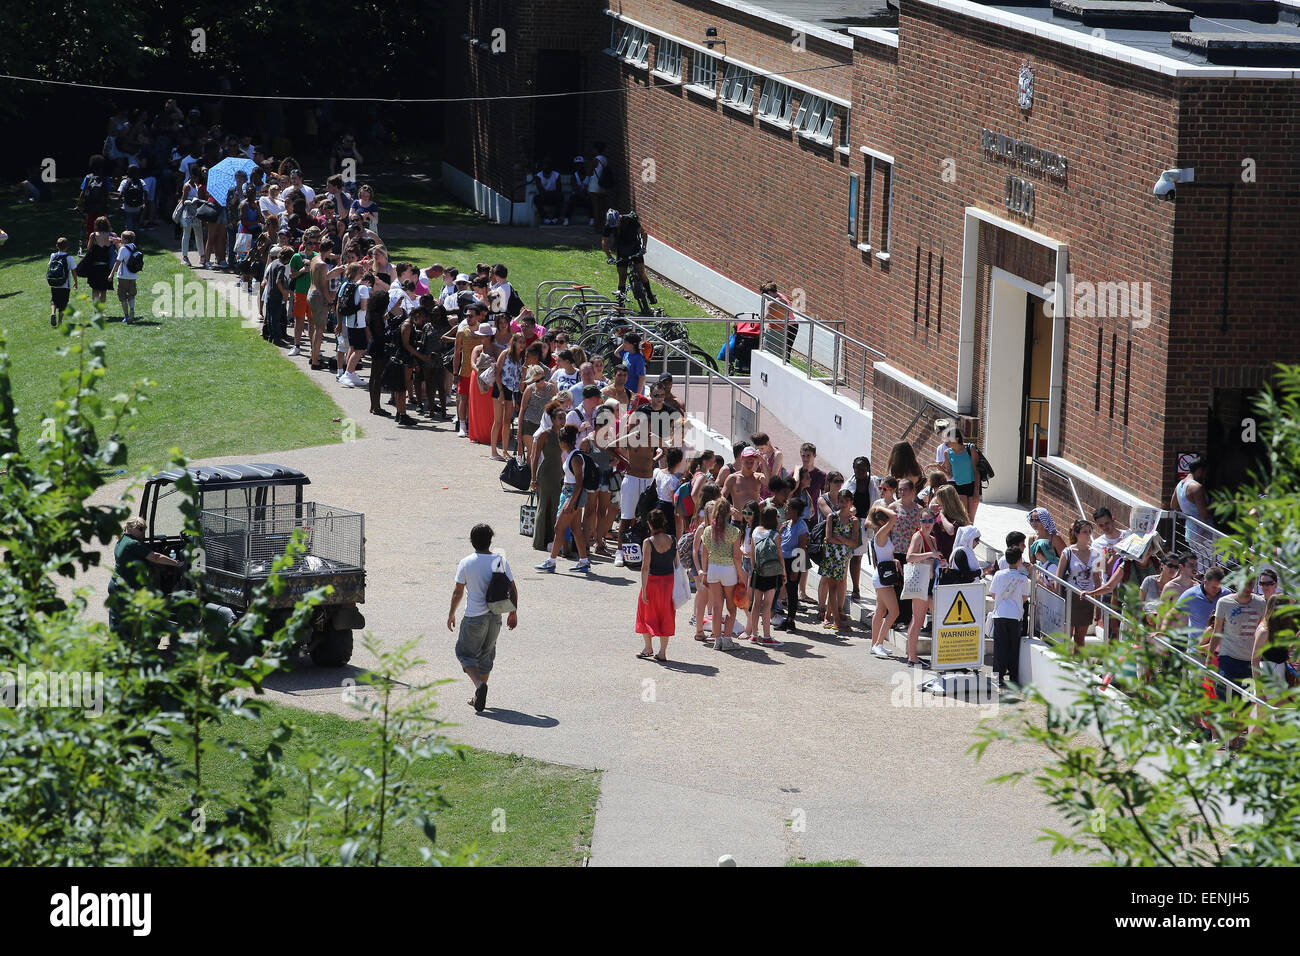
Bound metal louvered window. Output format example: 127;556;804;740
655;38;682;78
720;64;755;110
756;79;795;126
795;94;836;145
690;52;719;91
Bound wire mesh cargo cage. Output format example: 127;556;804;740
198;503;365;608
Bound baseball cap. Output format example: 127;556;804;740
582;384;601;398
456;273;471;283
573;155;585;164
740;447;759;458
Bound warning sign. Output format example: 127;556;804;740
942;590;977;626
932;583;987;670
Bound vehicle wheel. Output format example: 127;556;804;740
578;330;616;362
310;628;353;667
545;313;583;337
688;344;719;372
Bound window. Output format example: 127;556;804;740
860;152;894;258
839;109;851;150
611;22;650;66
756;78;795;126
720;64;755;110
691;51;720;91
655;38;682;78
847;173;859;240
795;94;836;144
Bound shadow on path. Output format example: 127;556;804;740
476;708;559;728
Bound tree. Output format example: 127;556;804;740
972;365;1300;866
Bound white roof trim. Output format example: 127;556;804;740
859;144;895;164
848;26;900;49
605;8;852;107
701;0;855;49
913;0;1300;78
873;362;960;414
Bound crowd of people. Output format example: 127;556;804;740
62;101;1289;711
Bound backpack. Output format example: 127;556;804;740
578;452;600;492
673;481;696;519
123;179;145;209
620;519;648;570
46;253;70;287
806;516;827;567
754;531;783;577
124;243;144;273
266;264;286;307
80;174;108;214
506;286;525;318
337;280;361;316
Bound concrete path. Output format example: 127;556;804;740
72;241;1074;867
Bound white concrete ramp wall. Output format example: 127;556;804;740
750;351;872;474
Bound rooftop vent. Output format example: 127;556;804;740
1172;29;1300;62
1174;0;1282;21
1050;0;1196;29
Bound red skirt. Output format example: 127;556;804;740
635;574;676;637
468;371;494;444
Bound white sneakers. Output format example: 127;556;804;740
871;644;890;658
458;422;469;437
614;551;625;568
288;346;301;356
563;218;570;226
345;372;366;388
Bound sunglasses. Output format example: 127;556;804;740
921;515;936;523
1261;578;1278;586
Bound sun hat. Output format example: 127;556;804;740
526;364;548;383
474;321;495;336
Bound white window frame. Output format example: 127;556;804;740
611;22;650;67
859;149;894;259
654;38;682;79
756;78;795;127
689;51;720;94
794;94;836;145
720;63;755;111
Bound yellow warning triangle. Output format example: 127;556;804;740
943;590;977;626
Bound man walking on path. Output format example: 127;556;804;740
447;524;519;712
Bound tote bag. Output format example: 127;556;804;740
519;492;538;537
672;563;691;609
900;560;932;601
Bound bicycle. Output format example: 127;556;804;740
540;284;619;336
577;311;718;374
609;252;658;317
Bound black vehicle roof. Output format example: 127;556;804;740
148;463;310;490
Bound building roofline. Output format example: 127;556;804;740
848;25;901;47
912;0;1300;78
698;0;858;48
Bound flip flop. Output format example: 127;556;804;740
636;651;655;659
693;633;708;642
473;682;488;711
654;655;668;662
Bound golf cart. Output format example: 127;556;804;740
138;463;365;666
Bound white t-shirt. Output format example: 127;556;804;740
114;244;141;281
117;178;145;209
535;170;560;191
388;286;413;315
178;154;200;178
654;467;682;502
551;367;580;389
491;280;514;307
1062;547;1101;591
295;183;317;205
1216;593;1265;661
456;552;513;618
346;284;370;328
566;405;599;432
934;442;947;465
991;567;1031;619
48;252;76;289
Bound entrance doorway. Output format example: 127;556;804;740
982;272;1053;503
534;51;583;167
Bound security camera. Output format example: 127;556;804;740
1154;167;1194;200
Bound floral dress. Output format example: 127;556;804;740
820;515;857;582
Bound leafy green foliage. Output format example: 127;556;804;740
972;365;1300;865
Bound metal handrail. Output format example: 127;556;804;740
1030;432;1087;520
614;315;761;444
758;292;886;411
1028;562;1275;710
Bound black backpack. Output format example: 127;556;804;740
337;280;361;316
80;174;108;214
124;243;144;273
46;253;70;287
123;179;145;209
578;451;600;492
506;286;525;318
806;516;827;568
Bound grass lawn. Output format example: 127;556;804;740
155;704;600;866
0;188;349;471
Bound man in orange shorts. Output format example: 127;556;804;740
287;227;319;356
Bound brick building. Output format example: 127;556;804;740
445;0;1300;521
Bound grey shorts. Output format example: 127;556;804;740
117;278;138;300
307;289;329;331
455;612;501;674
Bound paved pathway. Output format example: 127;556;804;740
73;244;1073;867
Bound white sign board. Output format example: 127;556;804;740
1034;584;1065;639
932;582;986;670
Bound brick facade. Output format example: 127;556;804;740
446;0;1300;521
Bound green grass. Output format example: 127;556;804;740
363;175;484;228
0;189;349;470
155;704;600;866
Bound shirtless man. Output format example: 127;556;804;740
610;408;659;568
722;446;767;521
308;238;345;368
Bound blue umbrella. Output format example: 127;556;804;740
205;156;257;206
